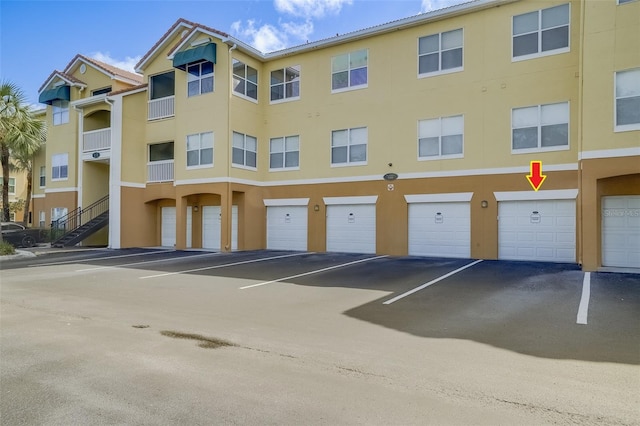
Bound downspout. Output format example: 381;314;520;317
73;104;84;216
225;43;237;251
104;96;119;249
576;0;586;268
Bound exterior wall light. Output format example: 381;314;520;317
481;200;488;208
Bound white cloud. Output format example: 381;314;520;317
231;19;314;53
89;52;141;73
274;0;353;19
421;0;466;13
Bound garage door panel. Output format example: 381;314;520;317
267;206;308;251
161;207;176;247
602;196;640;268
499;200;576;263
326;204;375;254
408;202;470;259
203;206;238;250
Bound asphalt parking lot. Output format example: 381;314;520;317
1;248;639;424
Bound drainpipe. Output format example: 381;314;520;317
225;44;237;251
576;0;586;268
74;104;84;216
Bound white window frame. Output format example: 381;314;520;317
7;177;16;195
232;131;257;170
511;102;570;154
512;3;570;62
39;166;46;188
418;28;464;78
51;153;68;181
614;68;640;132
331;49;369;93
39;211;45;228
187;61;214;97
269;135;300;171
149;70;176;100
418;115;465;160
186;132;214;169
270;65;301;104
52;100;69;125
232;60;258;103
331;127;368;167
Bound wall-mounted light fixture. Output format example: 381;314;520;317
481;200;488;208
313;204;320;212
193;205;199;212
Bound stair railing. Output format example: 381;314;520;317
50;194;109;243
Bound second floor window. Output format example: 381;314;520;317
513;3;570;59
39;166;46;187
232;131;257;168
52;100;69;125
332;49;368;92
418;29;463;76
233;60;258;101
149;142;174;162
186;132;213;167
92;87;111;96
418;115;464;159
7;177;16;194
270;135;300;170
187;61;214;97
331;127;367;165
150;71;175;100
512;102;569;152
271;66;300;102
615;68;640;131
51;153;68;180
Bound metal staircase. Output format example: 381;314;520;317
51;195;109;248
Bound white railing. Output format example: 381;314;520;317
147;160;174;182
83;128;111;152
148;96;175;120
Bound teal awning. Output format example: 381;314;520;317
173;43;217;70
38;85;70;104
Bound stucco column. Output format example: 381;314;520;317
175;196;187;250
221;183;232;252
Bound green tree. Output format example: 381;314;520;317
0;81;45;224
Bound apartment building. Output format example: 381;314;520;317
34;0;639;270
1;168;28;223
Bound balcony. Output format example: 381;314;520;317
83;128;111;152
148;96;175;120
147;160;174;183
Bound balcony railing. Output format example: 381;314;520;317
83;128;111;152
148;96;175;120
147;160;174;182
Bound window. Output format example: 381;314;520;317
512;102;569;152
418;115;464;159
513;3;569;59
270;66;300;102
51;153;68;180
9;212;15;222
149;142;174;162
186;132;213;167
91;87;111;96
51;207;68;227
233;60;258;101
331;127;367;165
270;135;300;170
232;132;257;168
149;71;175;99
39;166;46;188
39;211;45;228
8;177;16;194
52;100;69;125
187;61;214;97
332;49;368;92
418;29;463;76
618;0;637;4
615;68;640;131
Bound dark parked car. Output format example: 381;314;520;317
1;222;45;248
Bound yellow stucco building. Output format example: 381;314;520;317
34;0;639;270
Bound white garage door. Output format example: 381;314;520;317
498;200;575;262
408;202;470;258
202;206;238;250
161;206;176;247
267;206;308;251
326;204;376;254
186;207;192;249
602;196;640;268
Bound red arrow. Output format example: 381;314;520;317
527;161;546;191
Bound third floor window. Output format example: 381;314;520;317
513;3;570;60
149;71;175;100
332;49;368;92
187;61;214;97
233;60;258;101
418;29;463;76
270;66;300;102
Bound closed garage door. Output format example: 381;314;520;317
267;206;307;251
602;196;640;268
498;199;575;262
202;206;238;250
408;202;470;258
161;206;176;247
326;203;376;254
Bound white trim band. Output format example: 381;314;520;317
323;196;378;205
405;192;474;203
494;189;579;201
579;147;640;160
44;187;78;193
263;198;310;206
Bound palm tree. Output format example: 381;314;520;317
0;81;45;224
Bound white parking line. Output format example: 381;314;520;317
240;255;389;290
31;250;174;267
139;252;309;279
75;252;222;272
382;259;483;305
577;272;591;325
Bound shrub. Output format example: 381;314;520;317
0;241;16;256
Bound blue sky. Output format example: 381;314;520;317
1;0;464;107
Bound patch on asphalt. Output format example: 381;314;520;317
160;330;237;349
